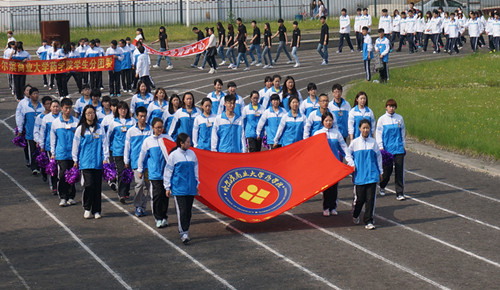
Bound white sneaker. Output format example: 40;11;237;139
268;65;274;69
365;223;375;230
263;64;269;69
243;67;250;71
379;187;386;196
43;84;47;87
250;60;257;65
152;64;159;68
330;209;338;216
181;233;190;244
219;60;226;65
166;65;173;70
321;61;327;66
336;50;341;53
161;219;168;227
351;49;354;52
128;89;132;93
232;66;238;70
94;212;102;219
255;62;262;67
197;66;204;70
156;220;163;228
59;199;67;207
286;60;294;64
323;209;330;217
84;210;92;219
208;68;215;74
353;217;360;224
293;63;300;68
67;199;76;206
228;64;234;69
396;195;406;201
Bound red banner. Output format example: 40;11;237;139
133;37;210;57
0;56;115;75
163;134;354;223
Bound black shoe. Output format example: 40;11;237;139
110;182;117;191
119;197;126;204
42;174;47;182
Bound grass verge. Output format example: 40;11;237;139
345;53;500;161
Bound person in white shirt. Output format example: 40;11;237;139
354;8;364;51
379;9;392;43
446;13;460;54
105;40;125;97
492;12;500;53
135;45;153;91
205;27;218;74
422;11;434;52
6;30;15;48
396;11;407;52
442;12;451;52
361;8;372;33
416;11;425;48
456;11;467;48
405;10;417;53
4;40;16;95
486;11;495;52
338;8;354;53
428;10;443;53
391;9;401;49
465;11;481;52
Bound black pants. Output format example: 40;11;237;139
448;38;459;54
13;74;26;100
89;72;102;90
27;140;40;172
437;33;444;47
207;53;217;69
43;74;55;88
47;151;58;191
82;72;89;85
56;73;69;97
397;34;407;51
356;32;363;51
57;160;76;200
112;156;129;198
82;169;103;214
416;32;423;46
247;138;262;152
478;34;486;46
108;71;121;95
432;34;441;52
120;68;133;91
407;34;416;52
390;31;400;49
380;153;405;196
174;195;195;235
353;183;376;225
67;72;83;93
151;180;169;221
338;33;354;52
379;62;388;82
422;34;432;51
488;35;495;51
323;183;338;210
363;59;371;81
444;35;450;51
470;37;479;52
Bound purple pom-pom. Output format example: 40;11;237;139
121;167;134;184
12;135;27;147
64;167;81;185
262;135;270;150
15;127;20;135
103;163;117;182
36;152;49;169
381;149;394;168
46;159;58;177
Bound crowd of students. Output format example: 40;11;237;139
15;74;407;233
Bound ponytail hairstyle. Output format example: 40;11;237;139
78;105;98;137
137;27;145;41
174;132;190;152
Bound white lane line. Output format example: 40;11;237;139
0;248;30;289
2;114;15;121
405;170;500;203
284;212;451;290
0;119;15;134
101;193;237;290
0;169;133;290
336;199;500;268
385;187;500;231
193;204;342;290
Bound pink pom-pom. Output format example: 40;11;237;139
64;167;81;185
121;168;134;184
103;163;117;182
36;152;49;169
46;159;58;177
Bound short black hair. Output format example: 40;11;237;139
382;9;388;13
41;96;52;104
227;81;237;88
101;95;111;104
320;16;326;20
192;27;199;31
135;106;147;115
278;18;284;23
29;87;39;95
378;28;385;34
331;83;343;92
224;94;237;103
110;98;119;107
293;21;298;25
362;26;369;31
341;8;347;13
111;40;117;46
236;18;242;22
307;83;317;91
61;98;73;107
90;89;101;98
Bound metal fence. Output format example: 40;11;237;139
1;0;498;32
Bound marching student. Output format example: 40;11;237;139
218;81;245;116
262;74;282;109
216;22;226;65
442;12;451;53
361;27;373;81
34;96;53;182
396;12;408;52
54;43;71;99
192;98;216;151
431;10;443;53
124;106;152;217
281;76;303;112
137;118;172;228
74;85;92;118
272;18;293;65
206;79;225;115
348;91;375;141
151;26;173;70
328;84;351;140
191;27;206;68
261;23;274;68
422;11;434;52
317;16;329;65
130;81;154;116
391;9;401;50
107;101;137;203
18;87;44;175
303;93;334;139
258;76;273;109
242;91;264;152
313;112;351;216
67;42;83;94
416;11;425;48
256;94;286;149
135;27;145;42
374;28;391;83
95;39;106;90
465;12;481;52
168;92;201;141
101;98;119;133
446;13;460;54
225;24;237;67
135;46;153;91
85;40;104;90
205;27;218;74
164;133;199;244
36;39;51;88
90;89;102;111
146;88;169;125
47;40;60;91
51;98;79;206
486;11;495;53
10;42;31;101
274;95;306;147
231;19;250;71
379;9;392;45
97;96;112;124
14;84;32;167
405;10;417;54
162;94;181;139
5;30;15;48
106;40;124;97
119;39;134;93
361;8;372;33
40;100;61;194
72;105;109;219
290;21;301;68
211;94;247;153
493;13;500;53
354;8;364;51
348;119;382;230
376;99;406;200
457;11;467;48
75;38;89;86
338;8;354;53
478;10;487;48
248;20;262;66
4;41;16;96
299;83;319;117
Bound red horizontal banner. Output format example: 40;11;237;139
134;37;210;57
163;134;354;223
0;56;115;75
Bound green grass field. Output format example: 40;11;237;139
345;53;500;161
1;17;379;49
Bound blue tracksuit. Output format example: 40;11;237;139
376;112;405;155
211;112;247;153
274;111;306;146
72;124;109;169
137;134;172;180
124;124;151;170
163;148;199;196
107;117;137;157
192;114;216;151
328;98;351;138
18;101;44;141
348;136;383;185
242;103;265;139
50;115;79;160
348;105;376;138
168;107;201;141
